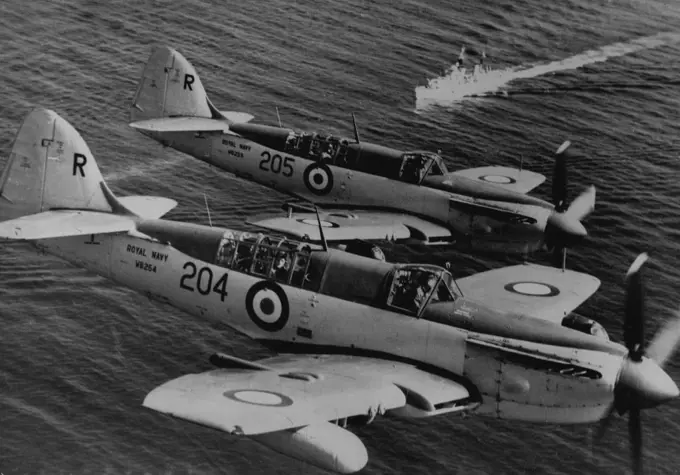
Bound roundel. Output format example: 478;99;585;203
479;174;517;184
303;163;334;196
223;389;294;407
298;218;339;228
504;281;560;297
246;280;290;332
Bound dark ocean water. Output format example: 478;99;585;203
2;0;680;474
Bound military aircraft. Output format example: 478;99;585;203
128;46;596;261
1;108;676;475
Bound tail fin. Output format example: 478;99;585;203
0;108;118;215
0;108;176;240
130;45;221;123
129;46;254;132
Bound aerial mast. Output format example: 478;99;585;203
351;113;361;144
314;205;329;252
276;107;283;128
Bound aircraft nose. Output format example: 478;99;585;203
618;357;680;409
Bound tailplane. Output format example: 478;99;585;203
0;108;177;240
129;46;253;133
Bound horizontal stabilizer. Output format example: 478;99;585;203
129;117;230;133
219;111;255;124
449;166;546;194
249;210;452;244
457;263;601;323
117;196;177;219
0;210;136;240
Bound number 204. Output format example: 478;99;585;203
260;151;294;177
180;262;229;301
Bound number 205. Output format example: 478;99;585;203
260;151;294;177
180;262;229;301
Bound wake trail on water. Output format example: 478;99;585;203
103;156;187;182
414;32;680;111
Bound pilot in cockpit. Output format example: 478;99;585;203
402;155;426;184
413;272;438;310
320;146;333;163
215;231;236;267
271;251;292;281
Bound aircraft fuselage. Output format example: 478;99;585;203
148;128;553;252
31;223;621;425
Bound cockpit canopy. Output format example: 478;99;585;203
386;265;460;315
398;151;448;184
214;230;315;287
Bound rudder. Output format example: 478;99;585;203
130;46;218;122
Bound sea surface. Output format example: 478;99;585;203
1;0;680;474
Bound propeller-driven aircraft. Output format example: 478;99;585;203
128;46;596;260
1;108;676;475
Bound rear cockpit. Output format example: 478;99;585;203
136;219;320;288
283;131;351;165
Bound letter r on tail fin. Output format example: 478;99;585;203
130;45;219;122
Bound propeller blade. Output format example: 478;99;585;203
624;253;648;358
552;141;570;210
629;408;642;475
646;308;680;367
592;402;616;445
551;245;565;268
565;186;596;222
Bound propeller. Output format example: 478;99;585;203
593;253;680;475
543;140;596;267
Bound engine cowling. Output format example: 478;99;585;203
251;422;368;474
561;313;609;340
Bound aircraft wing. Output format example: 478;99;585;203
449;166;546;194
248;210;452;244
456;263;601;323
0;210;136;240
143;354;474;436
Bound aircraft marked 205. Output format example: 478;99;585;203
1;109;675;475
129;45;597;261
